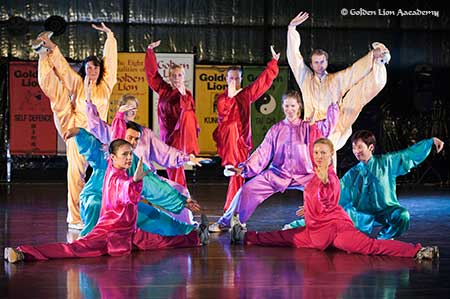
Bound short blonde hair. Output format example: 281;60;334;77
169;64;185;77
118;94;139;107
314;138;335;153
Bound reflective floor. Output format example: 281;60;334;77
1;182;449;299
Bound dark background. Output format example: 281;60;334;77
0;0;449;185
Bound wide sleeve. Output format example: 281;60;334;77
86;100;111;144
386;138;434;177
121;178;143;205
111;111;128;140
332;51;374;96
74;128;108;169
101;31;118;93
239;59;279;103
314;103;339;137
239;126;275;178
144;47;172;95
141;172;187;213
286;26;313;87
143;127;190;168
47;46;83;95
338;170;355;208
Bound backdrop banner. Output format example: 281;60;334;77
9;61;57;155
108;52;150;127
195;65;230;154
243;66;288;149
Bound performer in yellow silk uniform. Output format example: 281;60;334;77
34;23;117;229
287;11;389;150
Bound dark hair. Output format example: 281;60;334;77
226;66;242;77
309;49;329;62
126;121;142;134
78;55;104;85
281;90;303;110
351;130;376;147
109;139;132;154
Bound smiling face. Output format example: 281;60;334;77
85;61;100;82
310;54;328;77
111;144;133;170
352;139;374;163
282;97;301;122
313;142;333;168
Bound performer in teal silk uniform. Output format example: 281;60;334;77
338;130;444;239
285;130;444;240
70;127;196;237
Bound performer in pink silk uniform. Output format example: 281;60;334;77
4;139;207;263
208;90;338;232
144;40;200;187
213;46;280;211
86;95;207;225
230;138;439;261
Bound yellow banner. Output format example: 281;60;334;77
108;53;149;127
195;65;230;154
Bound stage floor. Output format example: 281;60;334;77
1;182;449;299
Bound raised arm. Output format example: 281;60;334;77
144;41;172;94
287;11;313;87
386;138;440;177
86;100;111;144
93;23;118;93
239;48;279;102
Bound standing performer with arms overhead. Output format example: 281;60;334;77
287;11;389;150
33;23;117;230
144;40;199;187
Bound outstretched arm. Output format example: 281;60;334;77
387;138;438;177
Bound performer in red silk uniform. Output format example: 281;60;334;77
144;40;200;187
213;46;280;211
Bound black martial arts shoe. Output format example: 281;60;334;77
4;247;24;263
32;31;53;54
415;246;439;261
230;215;247;244
198;214;210;245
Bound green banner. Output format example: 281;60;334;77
243;66;288;150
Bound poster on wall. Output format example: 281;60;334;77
151;53;195;137
194;65;230;154
108;52;149;127
9;61;57;155
243;66;288;149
